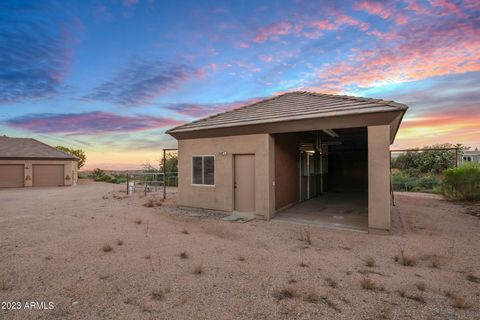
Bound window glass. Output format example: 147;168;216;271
203;156;215;185
192;157;203;184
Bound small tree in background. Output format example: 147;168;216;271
392;143;465;175
56;146;86;169
160;153;178;173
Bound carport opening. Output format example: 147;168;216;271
273;127;368;231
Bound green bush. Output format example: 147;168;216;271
416;175;440;190
392;173;440;192
442;163;480;200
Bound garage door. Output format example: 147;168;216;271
0;164;24;188
33;164;64;187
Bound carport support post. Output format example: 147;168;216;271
368;125;391;234
163;149;166;200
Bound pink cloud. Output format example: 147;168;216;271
315;14;480;90
354;1;407;25
404;0;432;14
463;0;480;10
428;0;464;16
6;112;183;135
253;21;293;43
335;14;370;31
259;54;274;63
310;19;336;30
355;1;393;19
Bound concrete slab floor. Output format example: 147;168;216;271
273;192;368;232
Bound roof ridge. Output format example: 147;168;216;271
166;91;408;134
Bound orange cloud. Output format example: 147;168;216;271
395;112;480;149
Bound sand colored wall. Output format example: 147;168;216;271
274;133;299;210
367;125;391;232
177;134;275;219
0;159;78;187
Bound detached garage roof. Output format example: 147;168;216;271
0;136;78;160
167;91;408;134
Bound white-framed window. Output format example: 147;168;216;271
192;155;215;186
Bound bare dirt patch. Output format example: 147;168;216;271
0;184;479;319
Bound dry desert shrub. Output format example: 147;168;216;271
429;255;442;268
365;257;375;267
102;244;113;252
325;277;338;288
297;228;312;245
1;278;11;291
407;294;426;303
181;228;189;234
452;296;471;309
117;239;124;246
394;250;416;266
298;261;309;268
360;278;375;290
303;290;320;303
237;256;246;261
399;290;426;303
179;251;188;259
143;199;163;208
466;273;480;283
446;291;471;309
192;265;203;275
151;290;164;301
134;218;142;224
415;281;426;291
272;287;299;300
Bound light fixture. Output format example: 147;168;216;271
220;151;228;156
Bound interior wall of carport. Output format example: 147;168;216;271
272;128;368;209
326;128;368;192
271;126;391;233
274;133;300;211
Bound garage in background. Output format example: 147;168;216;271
0;136;78;188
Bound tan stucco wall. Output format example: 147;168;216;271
367;125;391;233
0;159;78;187
177;134;275;219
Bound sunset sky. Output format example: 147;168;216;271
1;0;479;170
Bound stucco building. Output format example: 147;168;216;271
0;136;78;188
167;92;408;233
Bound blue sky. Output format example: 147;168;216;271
1;0;479;169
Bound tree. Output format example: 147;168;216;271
392;143;470;175
56;146;86;169
160;153;178;173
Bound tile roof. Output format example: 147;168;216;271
0;136;78;160
167;91;408;134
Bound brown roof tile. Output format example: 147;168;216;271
167;91;408;134
0;136;78;160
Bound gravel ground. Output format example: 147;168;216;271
0;180;479;320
